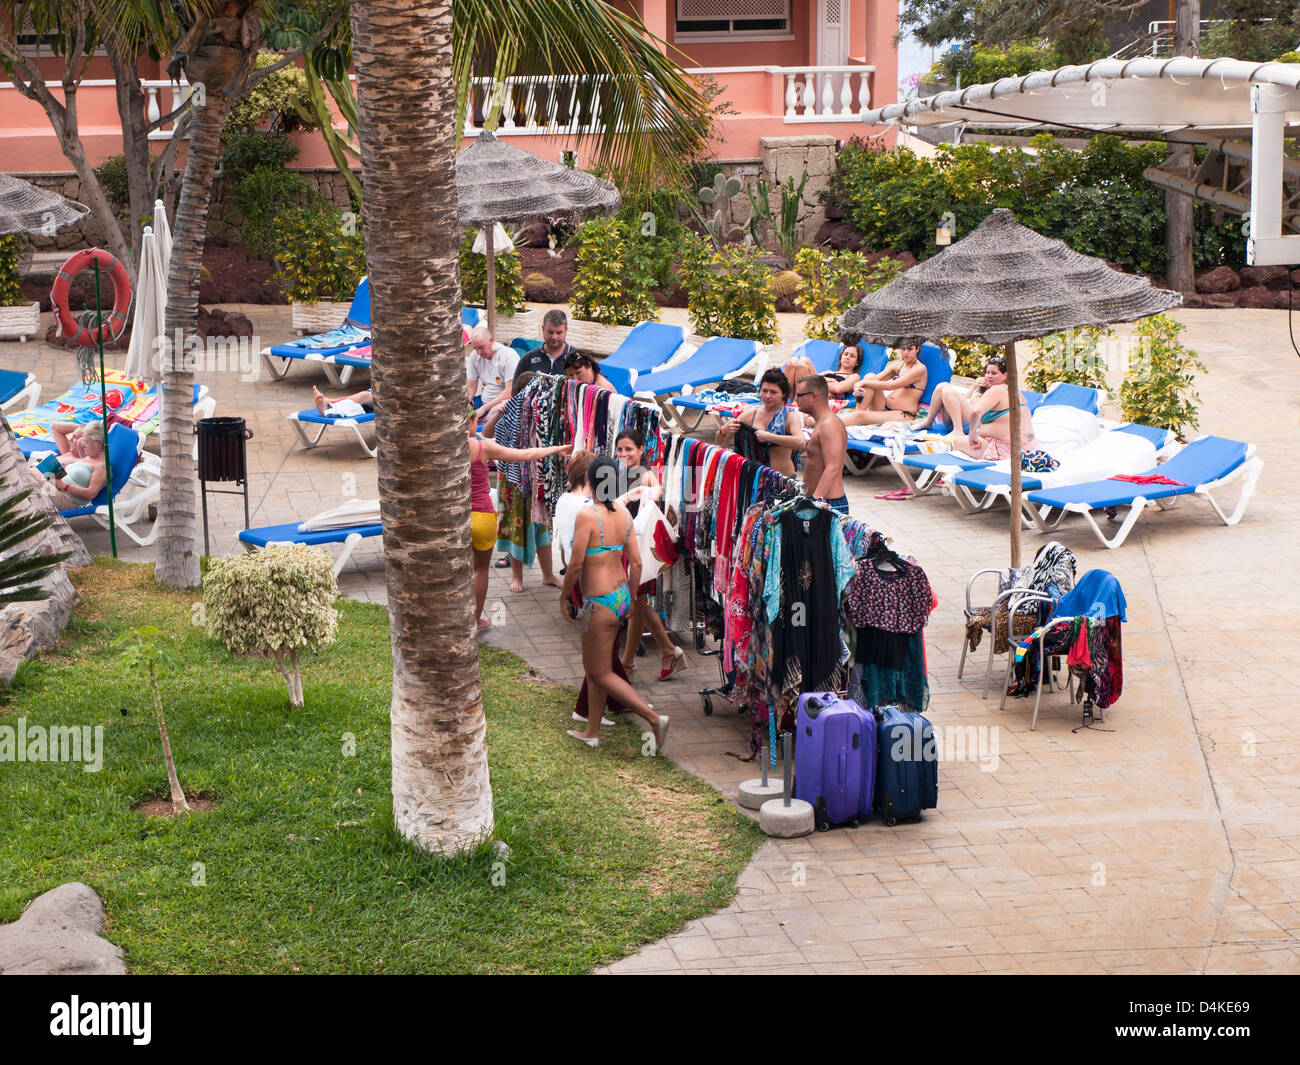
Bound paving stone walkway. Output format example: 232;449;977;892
4;305;1297;974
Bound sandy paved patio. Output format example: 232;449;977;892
3;304;1297;974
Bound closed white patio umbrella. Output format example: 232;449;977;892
124;225;166;381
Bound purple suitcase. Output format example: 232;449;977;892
794;692;877;831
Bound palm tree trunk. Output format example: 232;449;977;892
352;0;494;854
155;91;229;589
154;7;262;590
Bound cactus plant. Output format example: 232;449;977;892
769;269;804;300
747;171;810;264
695;172;744;248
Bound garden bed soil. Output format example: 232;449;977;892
21;242;285;313
132;792;220;818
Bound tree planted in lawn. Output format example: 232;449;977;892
202;545;339;708
116;625;189;812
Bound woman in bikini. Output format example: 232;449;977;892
467;405;570;632
715;368;806;478
912;357;1009;448
839;343;928;426
784;344;865;399
614;429;687;681
965;374;1035;460
561;455;670;751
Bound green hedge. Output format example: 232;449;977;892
0;235;24;307
932;42;1065;87
823;134;1247;277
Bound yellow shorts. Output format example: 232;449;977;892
471;510;497;552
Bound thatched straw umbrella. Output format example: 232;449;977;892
456;131;619;335
840;209;1181;566
0;173;88;236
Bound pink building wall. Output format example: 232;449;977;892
1;1;899;173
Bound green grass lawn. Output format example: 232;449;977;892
0;560;763;973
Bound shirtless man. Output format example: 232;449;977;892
794;374;849;515
715;368;805;478
839;342;927;426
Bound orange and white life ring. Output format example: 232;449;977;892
51;248;132;347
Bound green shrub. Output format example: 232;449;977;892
1119;315;1207;440
224;52;318;134
678;233;778;343
234;167;320;258
624;192;686;289
1026;326;1114;396
271;202;366;302
823;133;1248;275
459;229;526;316
571;216;659;326
220;128;300;176
93;155;130;212
1278;50;1300;64
944;337;1002;379
1201;18;1300;63
793;248;901;340
938;42;1064;86
0;235;24;307
203;544;339;709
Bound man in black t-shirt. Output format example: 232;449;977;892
512;308;574;387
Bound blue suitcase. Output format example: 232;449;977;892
794;692;877;831
873;704;939;825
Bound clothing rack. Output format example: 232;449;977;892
506;375;934;759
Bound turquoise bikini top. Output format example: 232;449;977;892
585;506;631;555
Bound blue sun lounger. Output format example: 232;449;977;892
626;336;762;429
0;369;40;412
287;408;377;458
261;278;371;382
238;521;384;576
1019;434;1262;549
601;321;686;374
943;424;1176;513
670;338;842;429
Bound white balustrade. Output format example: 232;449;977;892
3;65;879;155
462;74;620;136
769;65;873;123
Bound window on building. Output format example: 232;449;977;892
15;13;105;56
675;0;791;38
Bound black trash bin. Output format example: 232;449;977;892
195;416;253;555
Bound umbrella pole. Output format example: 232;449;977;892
93;261;118;559
485;222;496;338
1005;339;1021;570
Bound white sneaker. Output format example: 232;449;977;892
572;712;616;727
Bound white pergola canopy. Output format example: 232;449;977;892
864;58;1300;265
866;57;1300;134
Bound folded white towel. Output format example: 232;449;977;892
298;499;382;532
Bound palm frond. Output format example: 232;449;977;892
264;0;715;202
0;484;73;606
453;0;714;198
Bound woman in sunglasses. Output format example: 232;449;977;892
562;351;615;392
